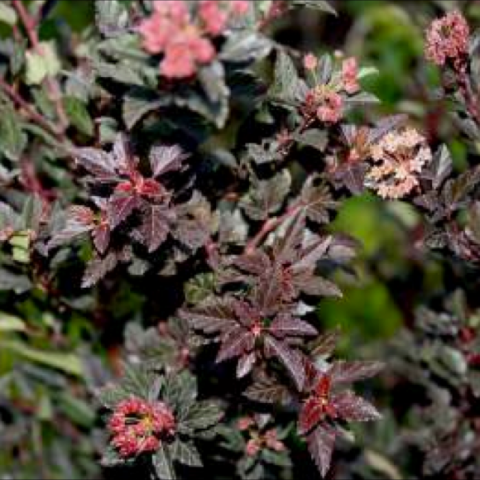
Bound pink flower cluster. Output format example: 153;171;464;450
138;0;249;79
366;127;432;199
108;397;176;458
302;54;360;124
425;11;470;66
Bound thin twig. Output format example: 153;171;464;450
0;76;61;139
12;0;69;132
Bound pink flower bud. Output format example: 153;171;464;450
303;53;318;71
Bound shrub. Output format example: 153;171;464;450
0;1;479;479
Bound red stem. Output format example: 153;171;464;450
244;202;303;255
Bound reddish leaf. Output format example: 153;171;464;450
140;178;162;197
149;144;189;178
107;195;139;229
329;360;384;386
307;424;336;478
269;313;318;338
331;390;381;422
314;374;332;397
264;335;305;390
137;204;172;252
216;328;255;363
298;398;327;435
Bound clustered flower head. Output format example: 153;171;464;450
237;416;285;457
425;10;470;66
108;397;176;458
138;0;249;79
302;54;360;124
366;127;432;199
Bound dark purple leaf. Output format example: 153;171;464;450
240;170;291;221
291;235;332;271
273;210;305;263
92;223;110;254
216;328;255;363
253;274;283;316
269;313;318;338
332;390;381;422
310;328;341;358
149;144;189;178
233;250;272;276
236;351;256;378
173;192;214;251
112;133;137;174
329;360;384;386
423;144;452;189
107;195;139;229
231;299;259;328
264;335;305;390
137;204;172;252
49;206;94;249
301;176;338;224
75;147;118;181
179;299;236;335
368;114;407;144
294;272;342;298
244;376;292;404
307;424;336;478
81;252;118;288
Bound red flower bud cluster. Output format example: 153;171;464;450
108;397;176;458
